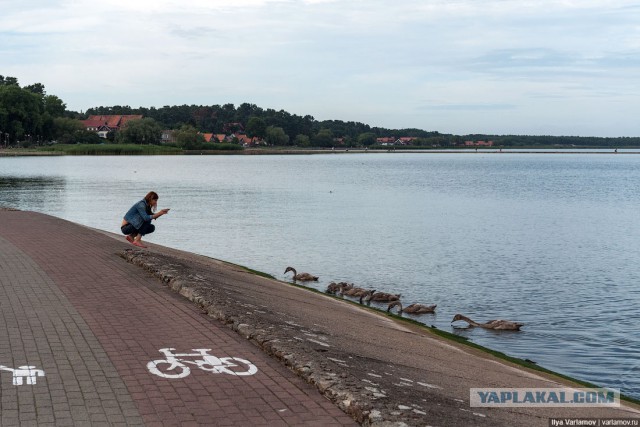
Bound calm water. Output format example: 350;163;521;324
1;153;638;399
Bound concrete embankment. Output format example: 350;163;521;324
1;210;639;426
117;246;640;426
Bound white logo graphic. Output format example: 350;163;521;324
147;348;258;379
0;365;45;385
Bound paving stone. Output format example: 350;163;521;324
0;211;356;426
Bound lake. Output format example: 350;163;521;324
1;152;638;399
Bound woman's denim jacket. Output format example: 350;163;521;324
124;200;153;229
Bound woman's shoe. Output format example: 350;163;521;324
132;241;148;248
126;235;134;243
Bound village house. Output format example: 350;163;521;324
82;115;143;138
395;137;416;145
376;137;396;145
376;136;420;146
161;130;176;144
464;140;494;147
160;130;264;146
236;134;265;146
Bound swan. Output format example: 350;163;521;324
342;286;372;298
326;282;342;294
326;282;354;294
451;314;524;331
358;289;377;304
387;301;437;314
369;291;401;302
338;282;354;292
284;266;318;281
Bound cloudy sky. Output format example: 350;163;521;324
2;0;639;137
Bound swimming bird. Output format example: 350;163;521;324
342;286;371;298
369;291;401;302
451;314;524;331
337;282;354;292
284;266;318;281
326;282;352;294
326;282;342;294
358;289;377;304
387;301;437;314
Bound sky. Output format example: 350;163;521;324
1;0;639;137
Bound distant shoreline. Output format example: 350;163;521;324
1;146;638;156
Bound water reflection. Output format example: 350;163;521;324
0;176;67;211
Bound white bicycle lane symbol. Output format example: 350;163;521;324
147;348;258;379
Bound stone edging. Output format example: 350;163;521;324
119;248;411;427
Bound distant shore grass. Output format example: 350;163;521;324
37;144;183;155
3;144;638;157
32;143;244;155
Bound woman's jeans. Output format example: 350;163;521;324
121;222;155;237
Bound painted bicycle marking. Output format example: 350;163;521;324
147;348;258;379
0;364;45;385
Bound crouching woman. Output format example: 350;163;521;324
121;191;170;248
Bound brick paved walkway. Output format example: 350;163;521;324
0;211;356;426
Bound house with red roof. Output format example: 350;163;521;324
376;137;396;145
395;137;416;145
236;134;265;146
82;115;143;138
464;140;494;147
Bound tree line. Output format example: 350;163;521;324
2;75;640;148
0;76;100;146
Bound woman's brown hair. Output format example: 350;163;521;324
144;192;159;213
144;191;159;204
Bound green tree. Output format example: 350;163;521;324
52;117;84;143
74;130;103;144
115;118;162;144
0;76;19;86
342;136;356;147
245;116;267;138
174;124;205;149
294;134;310;147
24;83;45;95
38;95;67;142
265;126;289;146
235;103;263;124
43;95;66;117
0;84;44;145
312;128;333;147
357;132;377;146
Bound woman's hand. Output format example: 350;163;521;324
153;209;170;220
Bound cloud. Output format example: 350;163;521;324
417;103;517;111
1;0;639;136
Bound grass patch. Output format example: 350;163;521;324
37;144;183;155
215;259;277;280
239;266;276;280
184;143;244;154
